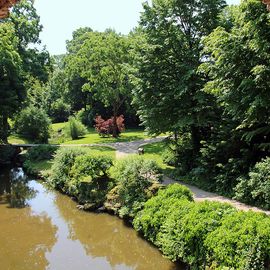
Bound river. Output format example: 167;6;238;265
0;167;184;270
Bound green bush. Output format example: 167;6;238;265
14;105;51;143
49;147;114;209
133;184;194;243
49;147;88;190
234;157;270;210
63;116;87;140
157;201;235;268
68;155;114;207
50;99;71;123
205;211;270;269
108;156;163;218
25;145;58;161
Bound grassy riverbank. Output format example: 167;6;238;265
22;146;270;270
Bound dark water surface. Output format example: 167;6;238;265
0;167;184;270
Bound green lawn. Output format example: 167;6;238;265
49;122;151;145
82;146;116;159
8;122;151;145
8;135;30;144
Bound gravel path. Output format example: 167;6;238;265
105;137;165;158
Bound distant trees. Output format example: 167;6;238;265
74;30;133;137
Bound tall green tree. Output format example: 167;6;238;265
133;0;226;152
64;28;93;111
0;23;24;143
9;0;52;82
77;30;133;137
202;0;270;155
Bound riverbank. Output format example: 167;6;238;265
22;146;270;270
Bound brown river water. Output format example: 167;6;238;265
0;167;185;270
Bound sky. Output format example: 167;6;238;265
34;0;240;56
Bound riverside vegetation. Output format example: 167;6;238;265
22;146;270;270
2;0;270;268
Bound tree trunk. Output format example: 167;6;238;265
112;109;118;138
191;125;201;155
0;115;8;144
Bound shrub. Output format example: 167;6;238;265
94;115;125;137
25;145;58;161
50;99;71;123
68;155;114;207
205;211;270;269
49;147;88;190
133;184;194;243
234;157;270;210
107;156;163;218
14;105;51;143
157;201;235;267
162;148;178;166
63;116;87;140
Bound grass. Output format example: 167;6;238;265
51;122;66;131
8;135;30;144
49;122;151;145
8;122;160;145
81;146;116;159
141;142;175;174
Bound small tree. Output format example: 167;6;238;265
64;116;87;140
94;115;125;137
14;105;51;143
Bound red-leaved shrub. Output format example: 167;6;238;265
94;115;125;137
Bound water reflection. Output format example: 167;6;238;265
0;167;36;208
0;167;57;270
0;167;184;270
54;191;183;270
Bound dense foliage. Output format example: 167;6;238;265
14;105;51;143
0;22;23;143
25;145;58;161
107;156;163;218
68;155;114;208
234;157;270;210
63;116;87;140
49;147;88;190
134;185;270;269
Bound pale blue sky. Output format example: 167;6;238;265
34;0;240;55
